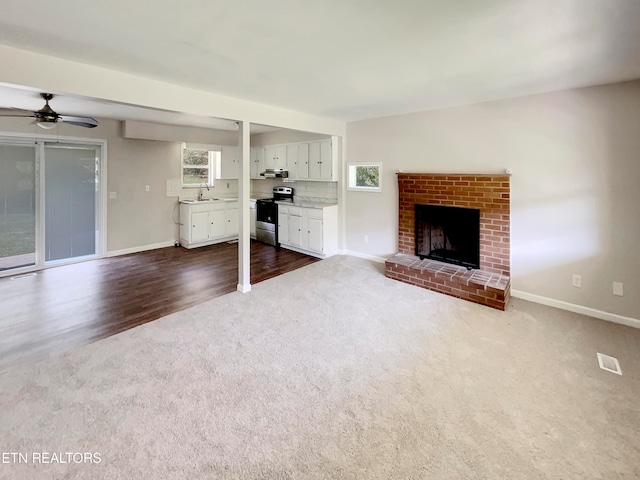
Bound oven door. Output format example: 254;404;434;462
256;200;277;224
256;200;278;246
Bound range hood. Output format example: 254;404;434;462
260;169;289;178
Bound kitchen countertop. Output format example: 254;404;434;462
181;197;335;208
180;197;239;204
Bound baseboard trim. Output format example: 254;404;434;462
511;289;640;329
106;241;176;258
345;250;387;264
279;243;326;259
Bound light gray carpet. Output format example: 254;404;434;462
1;255;639;479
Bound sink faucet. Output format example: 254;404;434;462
198;182;210;201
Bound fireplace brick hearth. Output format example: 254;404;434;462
385;173;511;310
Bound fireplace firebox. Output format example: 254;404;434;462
415;204;480;269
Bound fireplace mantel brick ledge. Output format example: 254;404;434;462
385;254;510;310
386;172;511;310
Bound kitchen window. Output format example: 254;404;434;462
182;144;219;187
347;163;382;192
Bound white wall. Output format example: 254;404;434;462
345;81;640;319
123;120;238;145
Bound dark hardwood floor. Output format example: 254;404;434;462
0;241;319;370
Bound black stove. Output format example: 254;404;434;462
256;186;294;246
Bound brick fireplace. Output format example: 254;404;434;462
385;173;511;310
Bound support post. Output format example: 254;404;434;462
237;120;251;293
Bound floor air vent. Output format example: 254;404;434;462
597;353;622;375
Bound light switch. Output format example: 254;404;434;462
109;192;117;199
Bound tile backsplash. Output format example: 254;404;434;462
167;178;338;203
251;179;338;203
167;179;239;200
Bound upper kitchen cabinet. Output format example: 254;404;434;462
308;139;334;181
286;143;309;180
250;147;265;179
219;146;239;179
264;145;287;170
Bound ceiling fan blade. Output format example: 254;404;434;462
58;115;99;128
0;108;36;118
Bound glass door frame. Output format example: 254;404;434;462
0;132;107;278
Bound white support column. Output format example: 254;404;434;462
237;120;251;293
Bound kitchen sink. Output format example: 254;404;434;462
181;198;220;204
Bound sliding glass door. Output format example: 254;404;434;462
0;138;103;276
0;143;37;272
44;144;100;263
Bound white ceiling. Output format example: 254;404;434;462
0;0;639;122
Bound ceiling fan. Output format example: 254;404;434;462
0;93;98;129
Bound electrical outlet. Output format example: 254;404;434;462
613;282;624;296
364;234;369;243
145;185;150;192
572;274;582;288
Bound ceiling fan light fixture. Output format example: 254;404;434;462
36;120;57;130
1;93;98;129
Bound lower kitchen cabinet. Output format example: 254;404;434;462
225;201;239;236
191;211;212;243
287;213;303;248
179;201;240;248
307;216;323;252
277;211;288;244
278;204;338;258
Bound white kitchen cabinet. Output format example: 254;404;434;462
297;143;309;179
277;211;288;244
225;201;239;236
179;200;239;248
209;208;227;239
287;208;303;248
250;147;265;179
191;211;210;243
308;139;333;180
286;144;299;180
219;146;239;179
265;145;287;170
307;216;323;253
287;143;309;180
278;204;338;258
